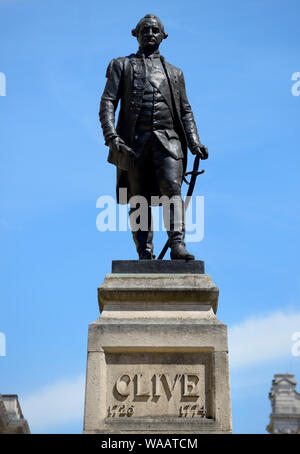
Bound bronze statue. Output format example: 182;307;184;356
99;14;208;260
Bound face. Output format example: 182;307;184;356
137;18;164;50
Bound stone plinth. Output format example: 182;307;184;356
83;262;232;434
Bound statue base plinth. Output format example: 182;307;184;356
83;261;232;434
111;260;205;274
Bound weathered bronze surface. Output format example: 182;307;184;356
99;14;208;260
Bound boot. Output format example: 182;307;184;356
163;196;195;261
129;206;155;260
132;230;155;260
170;243;195;260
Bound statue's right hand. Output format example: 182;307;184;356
119;142;136;159
109;137;121;153
109;137;136;159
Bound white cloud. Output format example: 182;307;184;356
229;310;300;368
20;374;85;431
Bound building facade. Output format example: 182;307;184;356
267;374;300;434
0;394;30;434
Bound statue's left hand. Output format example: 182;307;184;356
192;145;209;160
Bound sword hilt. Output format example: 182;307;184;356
183;169;205;185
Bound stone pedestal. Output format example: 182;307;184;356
83;261;232;434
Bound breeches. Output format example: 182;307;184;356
127;133;185;256
127;133;183;201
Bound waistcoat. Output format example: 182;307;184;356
135;57;175;132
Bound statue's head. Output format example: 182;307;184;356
132;14;168;51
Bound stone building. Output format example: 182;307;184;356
0;394;30;434
267;374;300;434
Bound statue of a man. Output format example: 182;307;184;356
99;14;208;260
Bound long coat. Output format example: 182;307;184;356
99;52;202;204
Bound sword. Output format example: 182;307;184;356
157;152;205;260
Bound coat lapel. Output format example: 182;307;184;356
147;61;174;115
160;57;180;113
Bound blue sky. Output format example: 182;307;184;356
0;0;300;433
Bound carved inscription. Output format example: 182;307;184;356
111;373;206;418
106;352;211;419
107;404;134;418
179;404;206;418
115;373;201;398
